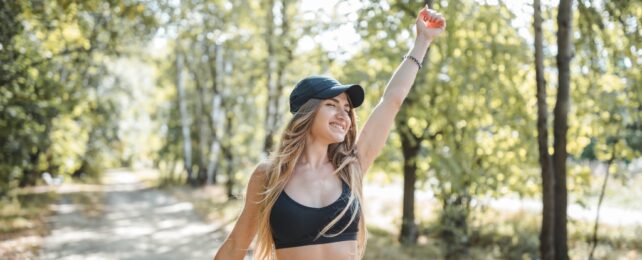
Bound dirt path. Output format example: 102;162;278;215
39;169;226;260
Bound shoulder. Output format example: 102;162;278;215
243;160;273;202
249;160;272;184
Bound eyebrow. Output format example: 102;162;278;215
328;98;351;108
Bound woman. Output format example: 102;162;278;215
214;6;445;260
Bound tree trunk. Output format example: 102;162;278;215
271;0;294;145
20;120;53;187
398;127;421;244
72;125;98;179
553;0;573;258
223;113;236;199
19;149;41;187
589;133;620;259
186;52;210;185
263;0;277;155
206;44;224;185
441;194;470;259
176;49;194;185
534;0;555;258
197;78;210;185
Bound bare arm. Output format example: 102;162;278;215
213;162;268;260
356;7;446;172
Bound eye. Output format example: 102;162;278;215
327;103;335;107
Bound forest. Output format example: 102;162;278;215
1;0;640;259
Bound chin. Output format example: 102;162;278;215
331;135;346;144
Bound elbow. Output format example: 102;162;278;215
213;246;226;260
215;234;255;260
213;249;234;260
214;240;240;260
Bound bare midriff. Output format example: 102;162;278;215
275;240;358;260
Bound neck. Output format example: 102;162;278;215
300;135;330;169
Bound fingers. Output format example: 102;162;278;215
419;7;444;21
419;7;445;29
419;8;429;21
424;10;444;24
434;13;444;23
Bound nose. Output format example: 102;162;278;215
335;110;349;122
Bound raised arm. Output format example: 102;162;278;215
213;162;268;260
356;7;445;173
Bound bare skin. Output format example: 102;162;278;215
276;93;357;260
275;241;357;260
214;6;445;260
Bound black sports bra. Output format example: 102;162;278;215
269;180;360;249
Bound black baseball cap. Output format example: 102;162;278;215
289;75;364;114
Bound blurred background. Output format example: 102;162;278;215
1;0;640;259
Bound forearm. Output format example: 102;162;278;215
383;36;432;105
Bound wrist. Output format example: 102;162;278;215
415;35;433;46
403;55;423;69
408;40;430;63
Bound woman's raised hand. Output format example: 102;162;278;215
416;6;446;43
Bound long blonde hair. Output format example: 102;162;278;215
254;98;367;259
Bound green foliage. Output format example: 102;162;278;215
1;0;640;257
1;0;158;198
349;0;641;254
151;0;345;186
351;0;538;252
0;191;58;246
574;0;641;163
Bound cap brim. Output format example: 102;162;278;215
315;84;364;108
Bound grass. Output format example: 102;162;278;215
0;171;109;259
469;208;641;259
361;207;641;260
0;192;59;259
582;171;642;210
364;225;443;260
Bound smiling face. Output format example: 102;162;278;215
309;92;353;144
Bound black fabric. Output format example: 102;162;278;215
270;180;360;249
289;75;364;114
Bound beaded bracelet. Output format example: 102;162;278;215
403;55;422;69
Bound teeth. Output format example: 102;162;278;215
330;123;344;131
